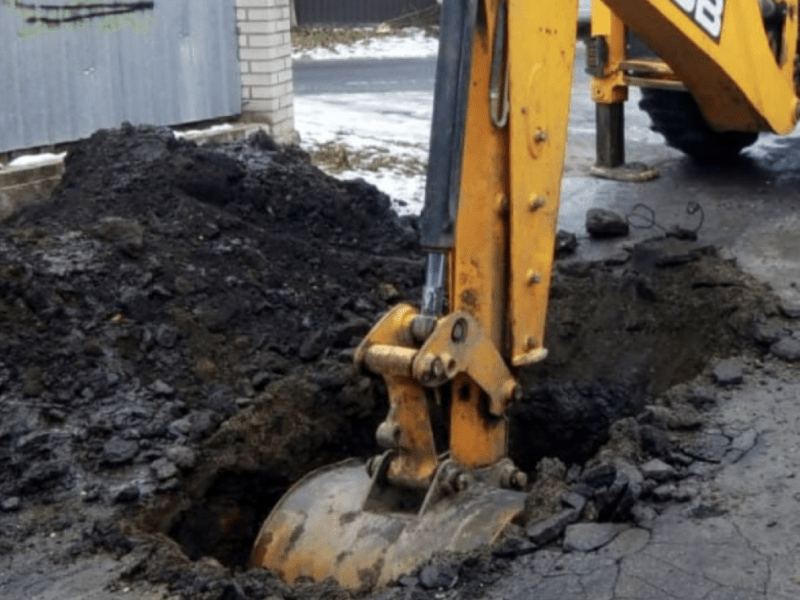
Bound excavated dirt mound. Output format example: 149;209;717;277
0;126;780;600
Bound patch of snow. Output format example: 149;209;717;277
4;123;237;171
174;123;234;139
742;133;785;161
296;92;431;147
293;28;439;62
338;169;426;217
295;92;433;215
7;152;67;168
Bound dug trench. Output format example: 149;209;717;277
0;125;784;600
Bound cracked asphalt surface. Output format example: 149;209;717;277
488;358;800;600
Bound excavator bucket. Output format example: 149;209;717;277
249;458;526;591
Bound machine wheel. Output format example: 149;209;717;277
638;88;759;163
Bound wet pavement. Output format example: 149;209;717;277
295;42;800;305
294;57;436;95
561;47;800;307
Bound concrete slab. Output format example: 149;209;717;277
0;161;64;222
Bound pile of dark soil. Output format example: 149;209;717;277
0;124;422;594
0;125;778;600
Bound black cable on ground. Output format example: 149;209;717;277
626;201;704;240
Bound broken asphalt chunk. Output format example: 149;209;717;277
150;379;174;396
1;497;21;512
113;484;140;503
150;458;179;481
418;563;458;590
687;386;717;410
639;405;702;430
752;320;789;345
526;508;580;546
651;483;692;502
102;438;140;466
631;238;702;273
780;299;800;319
713;359;743;385
580;464;617;489
681;433;731;463
166;445;197;470
561;491;588;514
725;429;758;463
640;459;676;482
730;428;757;453
586;208;629;238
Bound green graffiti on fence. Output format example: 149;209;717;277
2;1;155;39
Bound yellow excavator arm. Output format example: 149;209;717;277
250;0;800;591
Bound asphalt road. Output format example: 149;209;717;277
294;57;437;95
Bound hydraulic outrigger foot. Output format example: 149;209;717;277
590;162;659;182
591;103;659;182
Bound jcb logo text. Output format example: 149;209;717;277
671;0;725;40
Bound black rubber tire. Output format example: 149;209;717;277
638;88;759;163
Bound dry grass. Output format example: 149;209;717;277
291;27;394;53
307;141;426;176
291;22;439;54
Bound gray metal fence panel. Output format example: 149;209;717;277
296;0;438;26
0;1;241;153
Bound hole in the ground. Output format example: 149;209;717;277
167;469;289;568
158;251;771;577
508;252;770;470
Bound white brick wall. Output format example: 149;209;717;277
235;0;295;142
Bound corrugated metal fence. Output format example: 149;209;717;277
0;0;241;154
296;0;438;26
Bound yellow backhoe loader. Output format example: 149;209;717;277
250;0;799;591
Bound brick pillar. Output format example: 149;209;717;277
235;0;295;143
